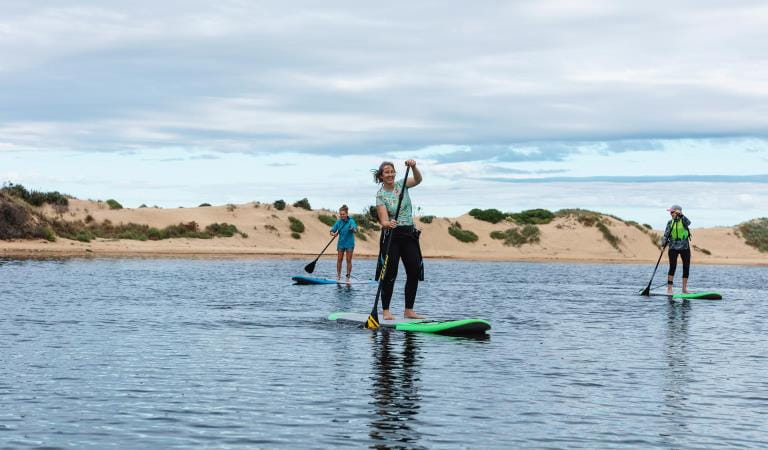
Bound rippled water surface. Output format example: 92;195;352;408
1;258;766;448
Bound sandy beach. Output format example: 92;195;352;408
1;199;764;265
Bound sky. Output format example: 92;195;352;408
1;1;767;227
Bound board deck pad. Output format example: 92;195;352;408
292;276;375;285
648;291;722;300
328;312;491;335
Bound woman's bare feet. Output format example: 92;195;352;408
382;310;395;321
404;309;424;319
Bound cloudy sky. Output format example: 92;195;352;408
2;0;767;227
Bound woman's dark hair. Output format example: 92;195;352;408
372;161;395;184
339;204;349;213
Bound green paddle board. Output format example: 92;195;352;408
649;291;722;300
328;312;491;335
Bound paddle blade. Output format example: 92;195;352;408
640;287;650;296
304;260;317;274
365;313;380;330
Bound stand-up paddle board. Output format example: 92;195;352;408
647;291;722;300
292;275;375;285
328;312;491;335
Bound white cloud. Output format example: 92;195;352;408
2;1;767;226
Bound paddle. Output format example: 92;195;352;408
366;164;411;330
640;232;670;296
304;219;349;274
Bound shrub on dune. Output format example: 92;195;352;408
288;216;305;233
469;208;505;224
292;198;312;210
448;221;478;243
318;214;336;226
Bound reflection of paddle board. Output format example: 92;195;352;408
648;291;722;300
292;276;375;285
328;312;491;335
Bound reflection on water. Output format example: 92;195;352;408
368;331;424;450
661;299;692;441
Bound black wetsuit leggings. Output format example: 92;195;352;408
668;248;691;279
380;226;421;310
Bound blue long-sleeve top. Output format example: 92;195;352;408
331;218;357;249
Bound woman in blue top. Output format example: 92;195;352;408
660;204;692;294
330;204;358;282
373;159;423;320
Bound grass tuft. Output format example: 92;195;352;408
448;221;478;243
489;225;541;247
318;214;337;226
738;218;768;252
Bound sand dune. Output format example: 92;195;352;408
1;199;765;265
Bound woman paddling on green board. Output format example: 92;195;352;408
660;204;692;294
373;159;424;321
330;204;358;282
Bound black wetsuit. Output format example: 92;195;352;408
375;225;424;310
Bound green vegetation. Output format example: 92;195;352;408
624;220;650;234
273;199;286;210
0;182;69;208
507;209;554;225
288;216;305;233
318;214;337;226
650;232;663;249
596;222;621;250
0;193;56;240
419;215;435;224
448;221;478;243
352;206;381;234
693;245;712;255
39;226;56;242
469;208;505;224
51;219;246;242
291;232;301;239
738;218;768;252
643;223;652;230
292;198;312;210
556;208;621;251
205;222;241;237
139;204;148;208
106;199;123;210
75;230;94;242
489;225;541;247
555;209;602;226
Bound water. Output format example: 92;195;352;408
1;258;766;449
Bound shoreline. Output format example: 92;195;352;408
2;245;765;266
2;199;765;266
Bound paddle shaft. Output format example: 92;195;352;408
367;165;411;328
641;232;670;296
305;219;350;273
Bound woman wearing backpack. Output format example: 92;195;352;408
660;204;692;294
